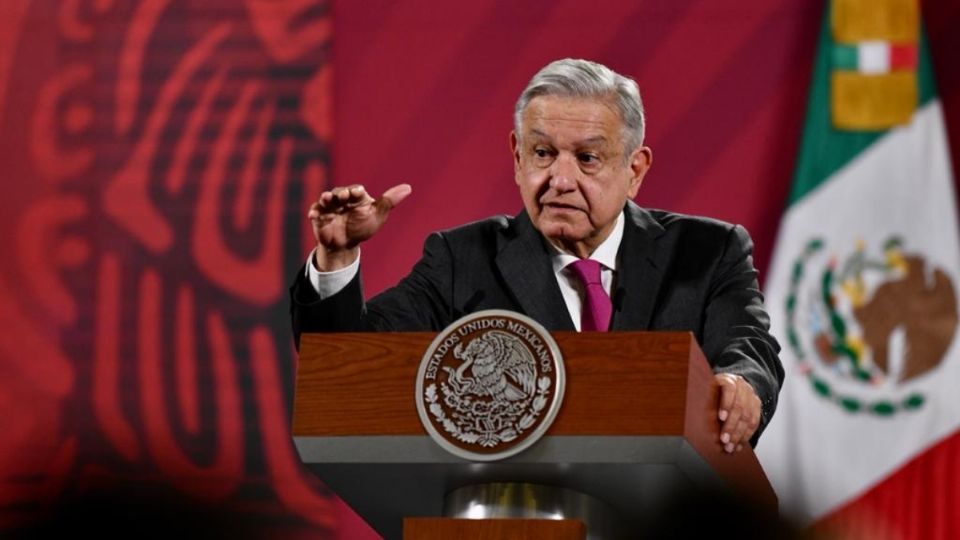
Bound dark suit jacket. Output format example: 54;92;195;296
290;201;783;443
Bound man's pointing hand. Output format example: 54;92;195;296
308;183;412;271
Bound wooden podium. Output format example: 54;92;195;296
292;331;776;539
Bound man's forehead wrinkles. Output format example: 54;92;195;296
525;129;610;147
528;115;611;128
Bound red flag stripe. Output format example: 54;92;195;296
814;428;960;539
890;43;919;70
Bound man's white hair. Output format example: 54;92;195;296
514;58;646;154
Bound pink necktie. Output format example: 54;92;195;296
568;259;612;331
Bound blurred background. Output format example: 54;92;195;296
0;1;957;538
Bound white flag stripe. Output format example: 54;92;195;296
857;41;890;74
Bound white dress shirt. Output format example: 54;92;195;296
305;213;624;331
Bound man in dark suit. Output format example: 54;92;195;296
290;59;782;451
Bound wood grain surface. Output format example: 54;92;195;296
403;518;586;540
293;331;695;436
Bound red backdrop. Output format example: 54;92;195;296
1;1;958;538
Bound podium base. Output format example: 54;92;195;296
404;517;586;540
442;483;621;540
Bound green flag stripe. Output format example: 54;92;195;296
786;12;937;206
832;43;858;70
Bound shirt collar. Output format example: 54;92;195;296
546;211;624;274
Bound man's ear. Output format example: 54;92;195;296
627;146;653;198
509;131;521;174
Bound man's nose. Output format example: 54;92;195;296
548;154;579;192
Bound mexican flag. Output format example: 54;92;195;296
757;0;960;538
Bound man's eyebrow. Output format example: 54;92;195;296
576;136;608;146
527;129;551;140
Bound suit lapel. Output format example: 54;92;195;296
495;211;576;331
611;202;667;331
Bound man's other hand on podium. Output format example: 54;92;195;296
715;373;761;453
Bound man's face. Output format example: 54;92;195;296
512;95;652;258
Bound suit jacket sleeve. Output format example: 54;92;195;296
699;224;783;446
289;232;456;347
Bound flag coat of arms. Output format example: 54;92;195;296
757;0;960;536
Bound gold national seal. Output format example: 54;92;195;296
415;310;566;461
